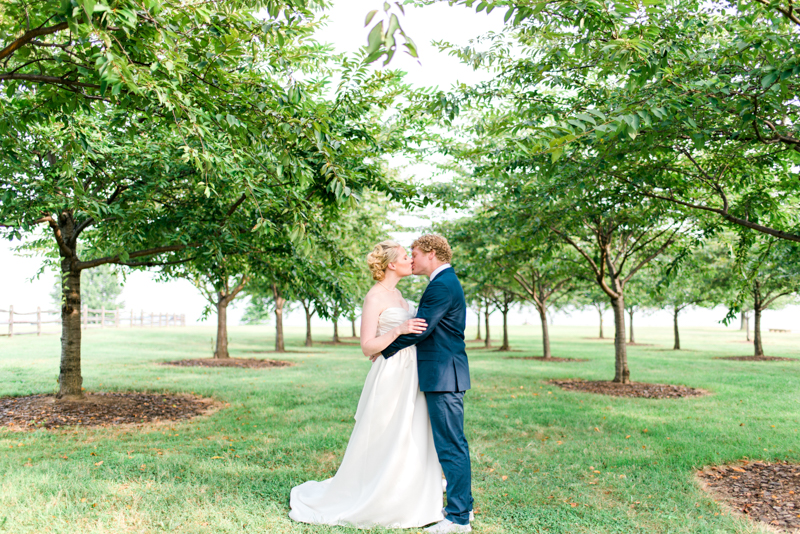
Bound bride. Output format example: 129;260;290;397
289;240;445;528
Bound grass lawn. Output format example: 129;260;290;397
1;323;799;533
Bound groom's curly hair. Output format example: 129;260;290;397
411;234;453;263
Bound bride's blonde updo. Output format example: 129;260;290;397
366;240;402;281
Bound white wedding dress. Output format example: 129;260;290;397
289;305;444;528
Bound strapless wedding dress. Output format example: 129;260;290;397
289;305;444;528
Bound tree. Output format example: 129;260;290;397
484;286;518;351
571;284;610;339
479;156;689;382
620;275;658;345
200;273;249;359
2;115;247;398
734;237;800;357
245;253;308;353
505;242;576;359
648;240;735;350
0;0;327;399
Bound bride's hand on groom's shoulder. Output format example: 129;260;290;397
397;318;427;336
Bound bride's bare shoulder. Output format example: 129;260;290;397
363;285;386;308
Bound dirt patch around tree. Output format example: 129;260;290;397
0;392;220;431
697;460;800;533
162;358;295;368
715;356;797;362
505;356;589;363
549;379;708;399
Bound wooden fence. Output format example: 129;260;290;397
0;306;186;337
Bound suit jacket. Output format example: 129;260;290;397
382;267;471;393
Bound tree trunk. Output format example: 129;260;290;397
214;295;230;359
538;304;551;359
598;306;604;339
753;283;764;357
754;307;764;357
475;305;482;340
499;305;510;351
673;306;681;351
484;308;491;348
627;307;635;344
303;304;313;347
745;313;751;341
332;306;340;344
273;284;285;352
58;266;83;399
740;312;746;331
351;318;357;338
610;295;630;383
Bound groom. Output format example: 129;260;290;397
379;234;473;533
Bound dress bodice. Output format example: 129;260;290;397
377;305;415;336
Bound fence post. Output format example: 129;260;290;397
150;312;154;327
140;310;144;327
114;309;119;328
100;305;105;328
37;307;41;336
8;305;13;338
82;306;87;330
130;309;133;328
181;314;186;327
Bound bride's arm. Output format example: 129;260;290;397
360;294;427;358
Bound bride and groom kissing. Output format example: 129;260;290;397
289;234;474;533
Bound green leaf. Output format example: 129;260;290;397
404;36;418;58
364;9;378;27
82;0;96;22
761;71;779;88
366;21;383;55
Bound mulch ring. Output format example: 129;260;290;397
697;460;800;533
0;392;219;430
505;356;589;363
715;356;797;362
549;379;708;399
162;358;294;368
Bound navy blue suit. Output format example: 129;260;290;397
382;267;473;525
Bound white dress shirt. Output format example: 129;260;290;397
429;263;451;281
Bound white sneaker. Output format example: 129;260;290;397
442;507;475;522
425;519;472;533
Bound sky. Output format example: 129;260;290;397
1;1;797;334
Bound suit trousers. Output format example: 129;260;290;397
425;391;473;525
